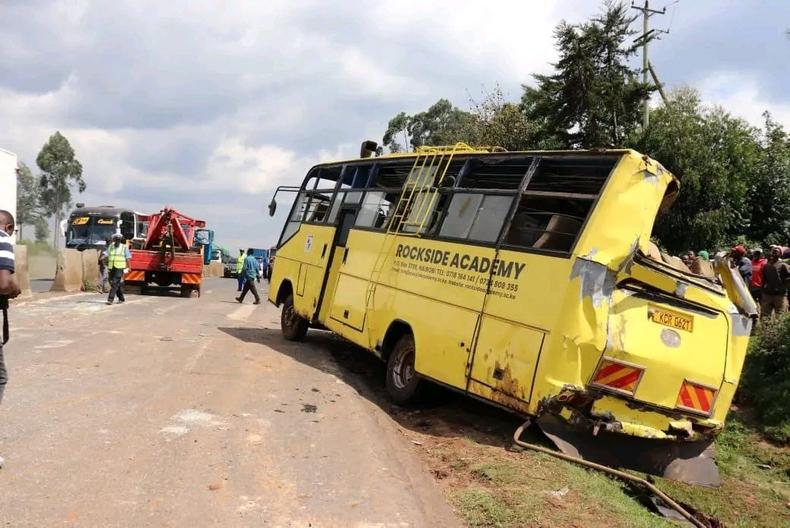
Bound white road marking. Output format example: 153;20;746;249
227;304;256;321
34;340;74;349
172;408;224;426
160;426;189;437
183;341;210;372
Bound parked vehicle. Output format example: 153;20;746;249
125;207;206;297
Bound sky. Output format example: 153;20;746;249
1;0;789;250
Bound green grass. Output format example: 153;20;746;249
17;239;57;257
446;413;789;528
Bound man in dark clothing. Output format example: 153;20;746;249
730;245;752;285
761;247;790;319
235;248;261;304
0;210;21;469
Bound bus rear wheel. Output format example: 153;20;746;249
281;294;308;341
386;334;423;405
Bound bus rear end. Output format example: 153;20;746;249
534;151;754;486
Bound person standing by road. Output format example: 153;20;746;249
761;246;790;319
749;248;767;304
235;249;245;292
97;240;109;293
106;234;131;305
730;245;752;285
235;248;261;304
0;210;22;469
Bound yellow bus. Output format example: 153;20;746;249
267;143;754;485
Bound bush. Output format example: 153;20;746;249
740;313;790;443
17;240;57;257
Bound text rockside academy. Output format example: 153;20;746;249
395;243;525;280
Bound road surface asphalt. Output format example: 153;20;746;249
0;278;459;527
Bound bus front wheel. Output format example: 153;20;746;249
281;294;308;341
386;334;423;405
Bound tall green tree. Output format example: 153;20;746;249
16;162;42;241
744;112;790;245
36;131;85;248
382;99;476;152
630;88;760;253
521;1;650;149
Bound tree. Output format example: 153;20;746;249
16;162;42;241
381;99;476;152
34;217;49;242
521;1;651;149
743;112;790;245
468;86;536;151
630;88;761;253
36;131;85;248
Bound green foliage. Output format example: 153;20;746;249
630;88;761;253
17;240;57;257
521;2;650;148
744;113;790;245
382;99;477;152
740;314;790;443
16;162;40;231
33;217;49;242
467;86;535;151
36;131;85;246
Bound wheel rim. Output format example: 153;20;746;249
391;345;415;389
283;303;297;328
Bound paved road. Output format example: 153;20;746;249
29;278;54;293
0;278;459;527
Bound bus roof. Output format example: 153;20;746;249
69;206;135;216
308;147;640;171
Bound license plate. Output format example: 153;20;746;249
649;307;694;332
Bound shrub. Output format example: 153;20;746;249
740;313;790;443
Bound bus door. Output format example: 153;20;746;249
318;190;363;329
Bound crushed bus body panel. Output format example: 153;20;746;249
267;146;752;486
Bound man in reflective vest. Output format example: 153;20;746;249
106;234;131;305
235;249;246;292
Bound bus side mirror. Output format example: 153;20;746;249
268;198;277;217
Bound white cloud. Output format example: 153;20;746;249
698;72;790;128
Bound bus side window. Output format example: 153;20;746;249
439;193;513;242
504;195;590;253
355;191;394;230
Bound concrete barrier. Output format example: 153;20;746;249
14;244;31;297
51;249;84;292
81;249;100;291
209;261;223;277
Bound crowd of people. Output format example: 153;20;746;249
677;244;790;319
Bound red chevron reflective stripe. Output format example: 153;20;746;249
676;381;715;414
591;360;643;394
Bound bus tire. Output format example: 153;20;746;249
386;334;423;405
281;294;308;341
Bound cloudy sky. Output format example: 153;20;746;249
2;0;789;249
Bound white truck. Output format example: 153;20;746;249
0;148;17;241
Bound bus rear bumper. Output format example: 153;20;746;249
537;388;722;486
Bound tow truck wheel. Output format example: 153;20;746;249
281;294;308;341
386;334;423;405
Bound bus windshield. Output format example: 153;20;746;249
66;216;119;248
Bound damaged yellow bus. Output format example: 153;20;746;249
267;143;755;486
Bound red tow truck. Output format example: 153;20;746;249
125;207;206;297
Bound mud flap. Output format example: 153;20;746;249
537;415;721;487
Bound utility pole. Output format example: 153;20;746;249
632;1;666;128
